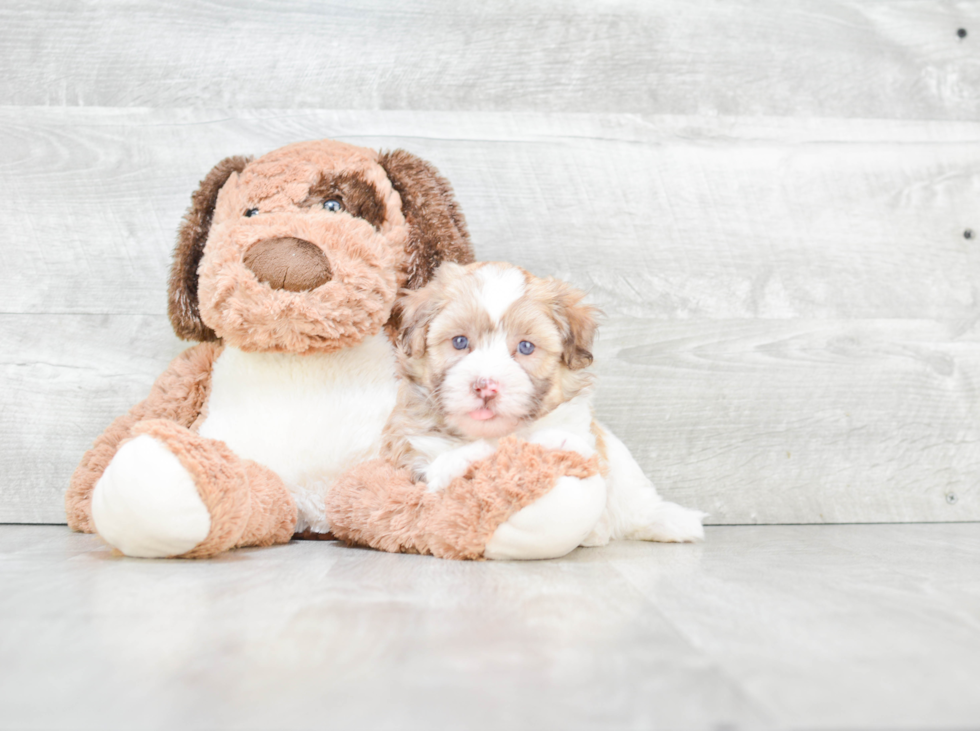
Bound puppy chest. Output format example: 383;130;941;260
197;337;398;486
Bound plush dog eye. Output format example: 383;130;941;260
518;340;535;355
452;336;469;350
244;208;259;217
323;199;344;213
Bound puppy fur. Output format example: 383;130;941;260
382;262;706;545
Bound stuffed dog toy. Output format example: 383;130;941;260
66;138;702;561
65;138;602;559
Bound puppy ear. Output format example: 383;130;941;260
168;155;251;341
390;287;438;362
551;281;599;371
378;150;474;289
388;261;466;357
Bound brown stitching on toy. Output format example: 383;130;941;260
300;170;387;230
169;155;252;342
377;149;474;290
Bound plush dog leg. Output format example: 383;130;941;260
67;342;221;534
326;437;600;560
482;429;607;560
92;419;296;558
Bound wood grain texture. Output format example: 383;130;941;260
0;315;185;523
2;108;979;320
0;0;978;120
594;318;980;524
2;108;978;524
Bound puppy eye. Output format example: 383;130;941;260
323;199;344;213
244;208;259;217
518;340;535;355
452;335;469;350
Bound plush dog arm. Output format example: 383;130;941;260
66;342;296;558
66;342;221;533
325;437;604;560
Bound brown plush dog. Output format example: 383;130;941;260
65;139;483;557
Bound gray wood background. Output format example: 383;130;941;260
2;1;977;524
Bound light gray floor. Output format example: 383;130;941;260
3;524;978;730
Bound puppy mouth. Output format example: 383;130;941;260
467;407;496;421
450;403;525;439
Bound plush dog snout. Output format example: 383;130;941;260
243;237;332;292
473;378;500;401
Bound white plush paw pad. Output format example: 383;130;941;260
424;440;496;492
527;429;595;459
484;474;607;560
92;435;211;558
628;500;707;543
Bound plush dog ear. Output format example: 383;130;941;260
168;155;252;341
378;150;474;290
551;281;599;371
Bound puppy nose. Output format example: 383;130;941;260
243;237;332;292
473;378;500;400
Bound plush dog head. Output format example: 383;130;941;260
392;262;598;439
168;139;473;354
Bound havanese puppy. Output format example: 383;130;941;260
381;261;705;547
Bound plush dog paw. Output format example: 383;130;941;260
92;434;211;558
483;473;607;560
526;428;595;459
424;440;497;492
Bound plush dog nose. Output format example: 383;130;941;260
243;237;332;292
473;378;500;400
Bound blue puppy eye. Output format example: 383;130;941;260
244;208;259;217
323;199;343;213
518;341;535;355
452;336;469;350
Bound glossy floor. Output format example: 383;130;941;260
2;524;978;730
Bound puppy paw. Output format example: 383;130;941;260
627;500;707;543
424;440;497;492
527;429;595;459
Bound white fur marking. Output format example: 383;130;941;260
424;440;497;492
407;434;461;465
476;264;526;325
441;332;535;422
526;429;595;459
92;435;211;558
596;425;706;543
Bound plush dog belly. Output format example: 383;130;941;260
197;334;398;531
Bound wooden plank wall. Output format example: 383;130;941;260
1;1;977;524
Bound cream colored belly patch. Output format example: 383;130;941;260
198;335;399;531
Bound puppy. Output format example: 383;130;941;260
382;261;706;546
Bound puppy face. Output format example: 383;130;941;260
395;262;598;439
